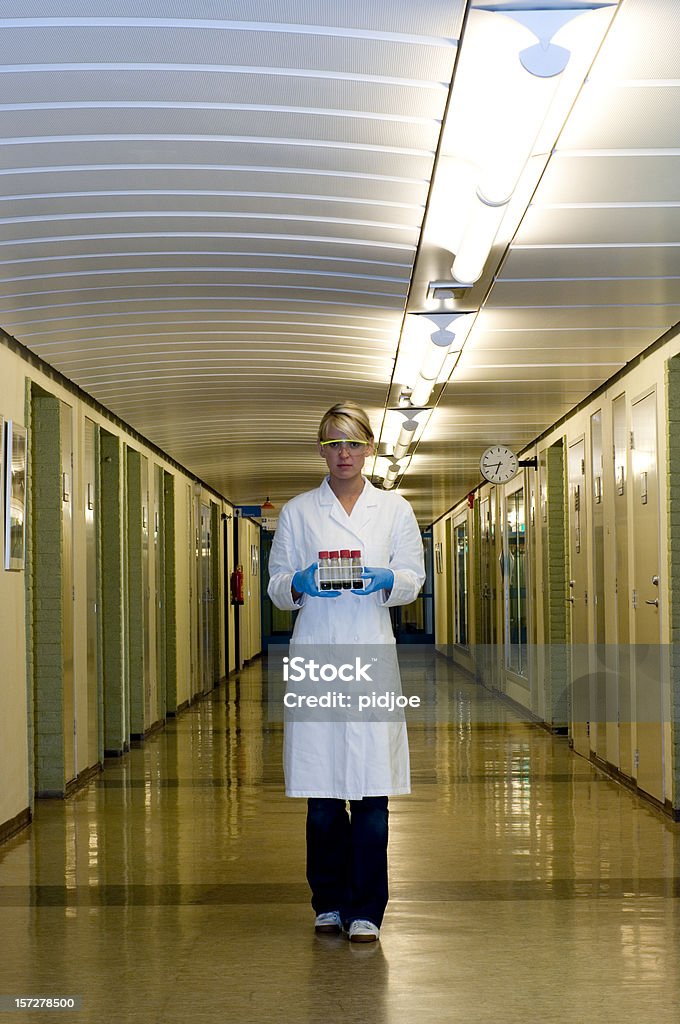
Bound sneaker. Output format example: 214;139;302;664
348;919;380;943
314;911;342;934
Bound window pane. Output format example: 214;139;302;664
506;488;527;675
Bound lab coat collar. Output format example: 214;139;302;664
318;475;377;505
319;476;379;540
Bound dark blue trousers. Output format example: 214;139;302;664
306;796;389;928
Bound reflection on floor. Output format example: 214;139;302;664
1;655;680;1024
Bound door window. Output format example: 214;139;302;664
505;486;527;676
454;518;468;647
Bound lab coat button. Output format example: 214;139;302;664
353;635;359;642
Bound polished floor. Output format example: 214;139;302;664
1;656;680;1024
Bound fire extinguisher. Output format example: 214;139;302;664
230;564;245;606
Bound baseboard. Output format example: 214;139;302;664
130;718;166;744
168;697;191;718
0;807;31;845
582;751;680;823
64;762;103;798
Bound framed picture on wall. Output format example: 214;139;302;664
4;420;28;571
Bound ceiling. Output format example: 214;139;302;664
0;0;678;524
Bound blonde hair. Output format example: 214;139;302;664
317;401;374;444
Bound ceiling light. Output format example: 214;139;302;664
451;194;511;286
382;408;429;459
393;417;419;459
382;459;407;490
421;2;619;286
372;455;396;479
398;311;476;408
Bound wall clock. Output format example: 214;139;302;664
479;446;520;484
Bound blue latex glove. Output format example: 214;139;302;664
292;562;340;598
355;566;394;595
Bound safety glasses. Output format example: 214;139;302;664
319;439;371;452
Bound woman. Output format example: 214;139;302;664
267;401;425;943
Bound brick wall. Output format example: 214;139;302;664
31;392;65;794
126;448;144;737
164;472;177;712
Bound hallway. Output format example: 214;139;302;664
1;656;679;1024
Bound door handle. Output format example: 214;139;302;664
645;598;659;607
565;597;574;604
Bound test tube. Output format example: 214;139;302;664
350;550;363;590
318;550;331;591
329;550;342;591
339;549;352;589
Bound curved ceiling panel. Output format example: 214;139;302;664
1;1;679;523
0;1;465;511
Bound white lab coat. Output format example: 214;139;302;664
267;476;425;799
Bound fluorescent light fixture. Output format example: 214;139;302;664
393;417;419;459
398;311;475;408
383;408;430;459
420;157;476;254
383;453;423;492
382;458;407;491
451;194;510;286
422;2;619;285
372;455;395;479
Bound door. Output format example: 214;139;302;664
567;437;589;757
188;484;199;695
445;518;454;647
84;417;100;769
141;455;152;727
260;527;295;648
590;410;606;761
539;449;550;722
199;502;215;692
612;394;630;776
631;390;663;803
392;528;434;643
505;482;528;678
154;464;167;721
453;515;469;648
479;495;497;688
60;402;76;783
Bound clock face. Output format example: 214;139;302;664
480;446;519;484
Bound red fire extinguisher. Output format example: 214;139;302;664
230;564;245;605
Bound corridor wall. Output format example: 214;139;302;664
0;331;247;843
0;343;30;839
434;323;680;817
